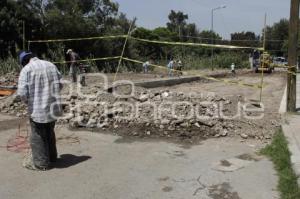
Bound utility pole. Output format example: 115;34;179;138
210;5;226;71
259;13;267;103
23;20;26;50
287;0;299;112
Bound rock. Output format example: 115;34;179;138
159;125;164;129
180;122;189;128
69;93;78;100
161;119;170;125
264;135;271;139
133;132;139;136
146;131;151;135
167;126;175;131
90;113;99;119
161;91;169;98
198;120;215;128
194;122;201;128
221;129;228;137
139;94;149;102
86;119;97;128
97;122;109;129
62;113;75;121
224;100;231;105
240;133;249;139
173;119;184;125
227;123;234;129
70;119;79;128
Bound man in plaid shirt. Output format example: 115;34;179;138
17;51;62;171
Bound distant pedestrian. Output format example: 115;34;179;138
66;49;80;83
231;63;236;75
249;53;253;69
167;59;174;77
17;51;62;171
143;61;150;73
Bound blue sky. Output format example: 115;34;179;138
115;0;290;39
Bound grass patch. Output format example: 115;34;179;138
261;129;300;199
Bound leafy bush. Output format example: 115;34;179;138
0;55;20;75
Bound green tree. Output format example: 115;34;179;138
0;0;44;58
230;31;260;47
167;10;188;39
265;19;289;55
199;30;221;43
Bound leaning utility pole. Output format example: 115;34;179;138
287;0;299;112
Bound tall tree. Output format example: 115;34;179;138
167;10;188;39
0;0;43;58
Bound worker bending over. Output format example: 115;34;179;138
18;51;62;171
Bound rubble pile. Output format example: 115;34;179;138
0;72;18;87
0;84;280;142
57;86;237;140
0;95;27;117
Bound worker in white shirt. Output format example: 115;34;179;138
231;63;236;75
167;59;174;77
143;61;150;73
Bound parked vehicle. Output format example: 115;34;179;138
273;57;288;66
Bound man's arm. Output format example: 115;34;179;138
17;69;29;104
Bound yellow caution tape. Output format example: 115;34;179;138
52;56;120;64
29;34;262;50
129;36;263;50
28;35;127;43
122;57;262;89
287;71;298;76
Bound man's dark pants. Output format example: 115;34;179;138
30;119;57;168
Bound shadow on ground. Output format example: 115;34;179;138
54;154;91;169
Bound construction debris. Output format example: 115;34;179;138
0;72;283;144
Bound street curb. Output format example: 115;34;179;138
282;116;300;185
278;85;287;114
107;76;201;92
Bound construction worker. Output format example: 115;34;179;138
66;49;80;83
231;63;236;75
167;59;174;77
143;60;150;73
17;51;62;171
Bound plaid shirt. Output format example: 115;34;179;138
17;57;62;123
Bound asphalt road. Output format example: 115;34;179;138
0;114;278;199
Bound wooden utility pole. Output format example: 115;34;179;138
287;0;299;112
259;13;267;103
22;20;26;50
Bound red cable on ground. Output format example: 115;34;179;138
0;120;30;153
